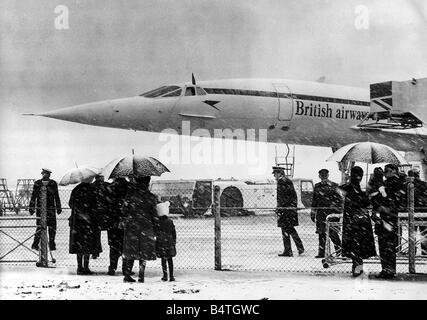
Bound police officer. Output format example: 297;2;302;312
273;166;304;256
311;169;342;258
29;168;62;252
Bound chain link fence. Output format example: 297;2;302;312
1;182;427;275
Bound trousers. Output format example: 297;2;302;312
318;231;341;256
281;227;304;254
32;219;57;251
377;224;398;275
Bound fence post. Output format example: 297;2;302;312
213;185;221;270
38;181;49;268
407;179;416;274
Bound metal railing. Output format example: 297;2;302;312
1;182;426;275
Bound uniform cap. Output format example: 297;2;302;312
318;169;329;175
272;166;285;174
41;168;52;174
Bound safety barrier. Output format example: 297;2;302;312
322;213;427;272
1;181;426;275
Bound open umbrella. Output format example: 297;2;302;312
59;166;102;186
327;142;408;165
102;155;170;179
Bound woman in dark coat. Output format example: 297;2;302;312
340;166;376;277
122;175;158;283
105;177;130;275
68;177;101;275
155;202;177;282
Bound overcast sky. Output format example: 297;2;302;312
1;0;426;186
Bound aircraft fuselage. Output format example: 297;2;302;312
36;78;427;152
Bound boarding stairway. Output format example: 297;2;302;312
14;179;35;212
0;179;18;215
275;144;295;178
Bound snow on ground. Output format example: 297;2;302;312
1;265;427;300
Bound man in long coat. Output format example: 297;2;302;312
29;168;62;252
375;164;406;279
311;169;342;258
341;166;376;277
122;176;159;282
273;166;304;256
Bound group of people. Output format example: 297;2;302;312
29;168;177;283
273;166;341;259
274;164;427;279
28;164;427;281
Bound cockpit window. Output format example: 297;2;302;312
140;85;181;98
196;87;207;96
184;86;207;96
185;87;196;96
162;88;182;97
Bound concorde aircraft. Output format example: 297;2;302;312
26;76;427;157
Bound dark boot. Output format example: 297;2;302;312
121;259;128;275
122;259;135;275
168;258;175;282
315;251;325;258
278;252;293;257
107;266;116;276
124;275;136;282
161;258;168;281
77;254;85;275
83;254;93;275
109;245;120;272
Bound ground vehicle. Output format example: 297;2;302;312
150;178;314;217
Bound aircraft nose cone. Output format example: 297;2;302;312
39;100;114;126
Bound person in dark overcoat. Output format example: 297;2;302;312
367;167;386;233
155;201;177;281
29;168;62;252
91;174;109;258
105;177;130;275
375;164;406;279
122;175;159;283
273;166;304;256
68;176;101;275
340;166;376;277
408;169;427;255
311;169;342;258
